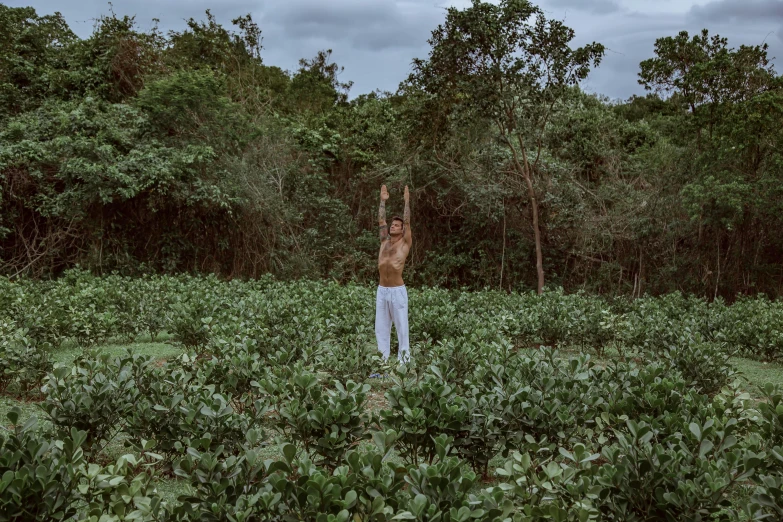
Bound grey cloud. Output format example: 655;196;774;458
687;0;783;45
263;0;442;51
577;16;680;99
544;0;623;15
688;0;783;23
584;6;783;100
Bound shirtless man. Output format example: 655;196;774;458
376;184;412;363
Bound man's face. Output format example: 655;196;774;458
390;220;403;236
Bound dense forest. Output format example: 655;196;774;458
1;1;781;297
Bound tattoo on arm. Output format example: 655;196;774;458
379;200;387;241
403;198;410;227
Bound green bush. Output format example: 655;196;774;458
258;366;372;469
1;274;782;519
593;418;756;520
379;372;466;465
0;408;161;521
314;333;384;384
662;335;737;396
0;328;51;398
126;369;252;462
40;353;141;454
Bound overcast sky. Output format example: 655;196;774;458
8;0;782;101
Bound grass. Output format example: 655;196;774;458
51;340;181;366
0;395;42;428
732;357;783;398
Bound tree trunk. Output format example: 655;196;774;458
505;135;545;294
500;198;506;291
518;137;545;295
524;166;545;295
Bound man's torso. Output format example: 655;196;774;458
378;239;409;287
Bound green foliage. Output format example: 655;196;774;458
170;430;274;521
125;358;252;462
0;411;86;520
1;3;783;294
134;70;243;145
755;384;783;460
379;372;464;465
258;366;372;469
0;408;162;521
406;0;605;293
639;29;775;127
0;275;783;519
0;327;51;397
492;444;601;521
595;418;753;520
63;12;164;103
40;353;142;454
315;335;385;384
290;49;353;114
0;6;76;117
662;336;737;396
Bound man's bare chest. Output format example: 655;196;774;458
379;242;407;262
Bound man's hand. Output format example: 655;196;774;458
404;185;409;202
381;185;389;201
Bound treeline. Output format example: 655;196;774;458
1;1;781;297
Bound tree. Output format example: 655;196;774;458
0;5;76;116
639;29;776;143
290;49;353;114
640;30;782;296
406;0;604;293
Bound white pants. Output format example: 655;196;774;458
375;285;410;363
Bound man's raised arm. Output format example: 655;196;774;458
403;185;412;245
379;184;389;242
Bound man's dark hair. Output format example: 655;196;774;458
389;216;404;233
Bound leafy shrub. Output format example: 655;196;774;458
0;408;161;521
3;274;783;519
494;350;608;446
593;418;757;520
258;367;372;469
0;411;88;520
40;352;141;454
754;384;783;470
492;441;601;521
168;303;216;352
0;327;52;398
314;334;384;384
426;340;488;389
195;349;268;413
747;472;783;520
379;372;466;465
172;432;490;522
599;361;691;424
717;295;783;361
126;368;252;462
171;429;275;521
662;335;737;396
398;435;489;521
